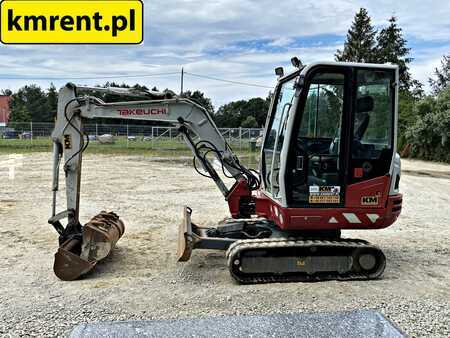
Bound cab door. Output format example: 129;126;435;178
261;75;297;202
286;67;351;207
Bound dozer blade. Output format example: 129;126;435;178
177;206;194;262
177;206;236;262
53;211;125;281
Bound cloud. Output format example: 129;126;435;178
360;0;450;41
268;37;295;48
0;0;448;106
409;43;450;89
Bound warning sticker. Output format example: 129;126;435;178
309;186;340;204
63;134;72;150
309;195;340;203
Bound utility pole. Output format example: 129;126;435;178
180;67;184;95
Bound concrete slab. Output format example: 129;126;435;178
69;309;405;338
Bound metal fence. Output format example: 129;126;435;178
0;122;264;150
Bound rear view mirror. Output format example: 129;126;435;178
291;57;303;68
275;67;284;77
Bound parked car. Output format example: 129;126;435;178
2;128;19;139
88;135;97;141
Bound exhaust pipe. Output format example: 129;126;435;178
53;211;125;281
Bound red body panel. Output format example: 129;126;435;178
227;179;251;217
227;176;402;231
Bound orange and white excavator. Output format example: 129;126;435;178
49;60;402;283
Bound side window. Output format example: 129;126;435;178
299;73;344;142
263;78;296;198
353;70;393;158
351;69;395;180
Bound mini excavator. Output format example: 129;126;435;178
49;60;402;283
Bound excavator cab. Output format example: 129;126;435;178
178;63;402;283
259;63;401;230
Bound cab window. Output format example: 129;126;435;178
262;77;296;198
351;69;395;181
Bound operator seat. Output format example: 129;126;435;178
352;95;374;159
329;95;374;155
354;96;374;140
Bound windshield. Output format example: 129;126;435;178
262;76;297;199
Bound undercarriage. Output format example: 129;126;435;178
178;207;386;284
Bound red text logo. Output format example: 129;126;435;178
118;107;168;116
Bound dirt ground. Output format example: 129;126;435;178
0;153;449;337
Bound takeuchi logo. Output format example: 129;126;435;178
118;108;168;116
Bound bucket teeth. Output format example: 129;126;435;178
53;211;125;281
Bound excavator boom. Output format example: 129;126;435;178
49;83;257;280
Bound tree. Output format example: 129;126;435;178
335;8;377;63
214;100;247;128
46;83;58;121
214;95;271;128
9;85;50;122
181;90;214;114
241;116;258;128
397;90;423;150
9;104;30;122
376;16;413;90
429;55;449;95
245;97;270;127
410;80;425;100
434;87;450;147
405;87;450;162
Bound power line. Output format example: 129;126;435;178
184;71;273;89
0;70;274;89
0;72;180;81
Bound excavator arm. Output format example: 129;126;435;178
49;83;257;280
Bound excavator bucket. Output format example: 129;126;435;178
53;212;125;281
54;238;95;281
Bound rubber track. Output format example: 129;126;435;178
226;238;386;284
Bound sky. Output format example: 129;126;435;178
0;0;449;108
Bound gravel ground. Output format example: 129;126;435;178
0;153;449;337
